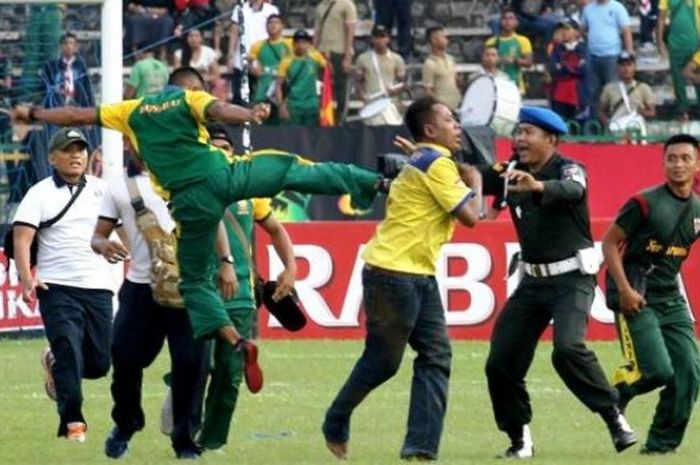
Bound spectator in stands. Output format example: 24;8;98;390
658;0;699;120
248;14;292;125
375;0;413;61
314;0;357;123
18;4;63;104
476;45;509;81
174;28;227;100
639;0;659;52
679;51;700;117
12;127;113;443
40;32;94;108
125;44;170;99
598;52;655;128
174;0;218;37
549;18;588;120
422;26;461;110
580;0;633;119
276;29;326;126
229;0;279;105
354;24;406;125
485;9;533;95
125;0;176;62
492;0;562;44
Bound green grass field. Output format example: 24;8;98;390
0;338;698;464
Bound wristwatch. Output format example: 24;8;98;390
220;255;235;265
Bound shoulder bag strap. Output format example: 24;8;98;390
612;82;640;116
38;178;86;229
318;1;337;41
370;51;387;95
125;177;148;217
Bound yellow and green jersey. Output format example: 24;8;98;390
485;33;532;93
223;196;273;310
362;143;473;275
249;37;293;103
278;50;326;108
98;87;226;194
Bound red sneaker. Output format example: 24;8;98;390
236;339;263;393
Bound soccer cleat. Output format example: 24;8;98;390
497;425;534;459
160;387;174;436
104;427;130;458
66;422;87;443
602;408;637;453
235;339;263;393
41;347;57;401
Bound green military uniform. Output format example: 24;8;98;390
612;185;700;453
482;154;619;440
199;197;271;450
98;86;379;340
278;51;326;126
662;0;700;117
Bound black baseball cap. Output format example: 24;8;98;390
49;127;89;152
371;24;389;37
557;17;580;30
293;29;312;42
262;281;307;332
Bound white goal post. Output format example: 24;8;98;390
6;0;123;178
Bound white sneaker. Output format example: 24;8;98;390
498;425;534;459
160;387;173;436
66;422;87;443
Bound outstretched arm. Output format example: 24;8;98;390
14;106;98;126
206;100;270;125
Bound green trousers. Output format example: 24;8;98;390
170;153;379;340
669;47;700;117
19;5;63;103
613;295;700;452
198;306;254;450
288;103;319;126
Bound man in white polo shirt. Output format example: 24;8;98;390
91;155;212;460
229;0;280;104
12;127;113;443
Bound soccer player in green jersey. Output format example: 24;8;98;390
15;67;382;391
602;133;700;454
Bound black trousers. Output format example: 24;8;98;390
37;284;113;436
230;68;258;105
485;273;618;437
375;0;413;60
110;280;208;453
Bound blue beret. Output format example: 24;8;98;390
518;106;568;135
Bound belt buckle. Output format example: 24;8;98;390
530;264;541;278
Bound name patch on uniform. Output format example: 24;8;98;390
561;163;587;189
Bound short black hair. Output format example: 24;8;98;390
501;7;517;18
425;26;444;42
168;67;206;87
405;96;443;141
206;123;232;144
60;32;77;43
664;133;700;152
267;13;283;24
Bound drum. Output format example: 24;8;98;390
459;74;521;136
359;94;403;126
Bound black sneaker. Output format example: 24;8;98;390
602;408;637;452
640;446;675;455
497;425;534;459
104;427;130;459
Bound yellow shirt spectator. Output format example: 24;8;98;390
363;143;473;275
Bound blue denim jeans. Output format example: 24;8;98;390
323;266;451;459
587;55;619;119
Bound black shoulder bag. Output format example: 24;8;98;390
605;197;692;312
3;179;86;269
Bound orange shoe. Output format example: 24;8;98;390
40;347;57;401
66;422;87;443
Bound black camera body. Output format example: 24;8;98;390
377;153;410;179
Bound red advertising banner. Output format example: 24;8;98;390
256;221;700;341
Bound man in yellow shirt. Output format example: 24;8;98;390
322;96;482;461
485;9;533;94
